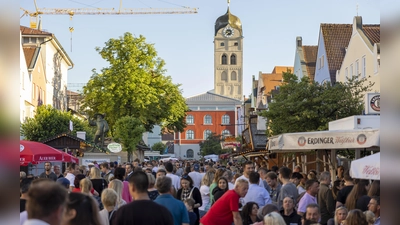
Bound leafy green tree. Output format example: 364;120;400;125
151;142;167;155
21;105;94;142
260;72;374;136
199;133;223;156
81;32;188;134
113;116;146;162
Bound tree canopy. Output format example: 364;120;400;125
151;142;167;155
21;105;94;142
199;133;223;156
113;116;146;162
82;32;188;134
260;72;374;136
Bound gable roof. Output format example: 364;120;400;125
362;25;380;44
22;46;40;69
186;90;242;105
20;26;52;36
320;24;353;83
302;45;318;80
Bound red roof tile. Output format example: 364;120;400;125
20;25;52;36
362;25;380;44
302;45;318;80
321;24;353;83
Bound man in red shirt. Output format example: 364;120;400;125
200;178;249;225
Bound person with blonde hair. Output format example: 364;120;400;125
80;178;102;209
99;188;118;225
363;210;375;225
327;206;348;225
147;173;159;200
108;179;127;209
89;166;108;197
263;211;286;225
199;170;215;218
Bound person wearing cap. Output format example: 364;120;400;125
57;177;71;190
189;163;203;189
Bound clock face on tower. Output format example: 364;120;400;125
223;25;234;38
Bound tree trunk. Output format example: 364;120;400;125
127;151;133;163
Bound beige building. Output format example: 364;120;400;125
337;16;380;93
213;7;243;100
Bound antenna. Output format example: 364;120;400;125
356;3;359;16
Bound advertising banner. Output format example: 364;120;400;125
268;129;380;151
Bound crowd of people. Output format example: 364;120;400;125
19;159;380;225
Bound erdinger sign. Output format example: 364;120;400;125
268;129;380;151
365;93;380;115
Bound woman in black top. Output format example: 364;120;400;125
89;166;108;197
211;177;229;204
241;202;261;225
177;173;202;225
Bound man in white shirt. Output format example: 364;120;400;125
188;164;203;188
65;163;79;191
237;161;264;187
23;179;68;225
165;162;181;191
243;172;271;208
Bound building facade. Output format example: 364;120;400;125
293;37;317;81
20;26;73;121
174;91;242;160
214;6;243;100
314;24;352;84
336;16;380;93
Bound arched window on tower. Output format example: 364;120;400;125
231;71;237;81
221;71;228;82
230;54;237;65
222;54;227;65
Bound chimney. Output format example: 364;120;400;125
76;131;86;140
296;36;302;48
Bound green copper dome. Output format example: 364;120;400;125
215;7;242;36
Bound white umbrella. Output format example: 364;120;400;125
350;152;380;180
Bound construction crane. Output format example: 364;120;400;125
20;0;198;29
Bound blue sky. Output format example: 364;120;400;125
20;0;380;98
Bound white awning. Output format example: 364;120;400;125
350;152;380;180
268;129;379;152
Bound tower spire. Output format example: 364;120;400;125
228;0;230;7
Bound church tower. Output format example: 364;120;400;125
214;2;243;100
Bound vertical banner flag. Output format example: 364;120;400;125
69;120;73;131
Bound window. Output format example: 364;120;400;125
234;42;238;46
231;71;237;80
186;130;194;140
222;130;230;136
222;54;227;65
350;64;353;77
220;42;224;46
204;130;212;139
222;115;230;124
356;60;359;77
186;115;194;124
362;56;366;78
230;54;237;65
204;115;212;124
186;149;194;158
221;71;228;82
321;55;324;68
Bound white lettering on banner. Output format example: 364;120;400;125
39;156;56;161
20;158;25;161
362;165;379;176
307;137;334;145
335;136;355;145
